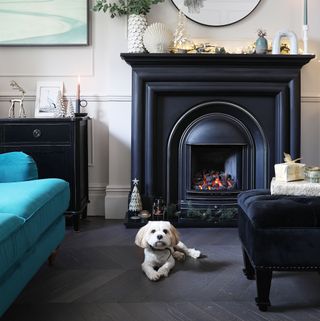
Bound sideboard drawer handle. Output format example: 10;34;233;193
33;129;41;138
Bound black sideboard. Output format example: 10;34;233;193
0;117;89;231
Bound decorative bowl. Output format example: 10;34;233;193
304;166;320;183
139;210;151;219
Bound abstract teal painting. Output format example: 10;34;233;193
0;0;88;45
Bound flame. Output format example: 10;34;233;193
194;170;235;191
214;178;223;187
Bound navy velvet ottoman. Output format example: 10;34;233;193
238;189;320;311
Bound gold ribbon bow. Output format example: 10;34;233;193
283;152;302;164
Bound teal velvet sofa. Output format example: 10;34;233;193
0;152;70;317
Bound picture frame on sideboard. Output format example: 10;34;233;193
35;81;64;118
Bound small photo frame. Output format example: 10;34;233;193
35;81;64;118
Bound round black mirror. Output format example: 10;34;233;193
171;0;262;27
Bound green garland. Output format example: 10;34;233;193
93;0;165;17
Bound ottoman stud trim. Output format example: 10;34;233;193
256;265;320;271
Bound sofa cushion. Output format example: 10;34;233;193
0;213;25;244
0;178;70;245
0;179;69;279
0;152;38;183
0;216;65;317
0;214;28;278
238;189;320;228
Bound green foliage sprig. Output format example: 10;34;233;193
93;0;165;17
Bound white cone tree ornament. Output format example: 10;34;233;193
129;178;143;218
54;90;66;117
66;98;75;118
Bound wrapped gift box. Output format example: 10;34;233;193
274;162;305;182
270;177;320;196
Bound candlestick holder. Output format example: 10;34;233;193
74;98;88;117
303;24;309;54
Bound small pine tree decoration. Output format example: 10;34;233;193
54;90;66;117
128;178;143;218
66;98;75;118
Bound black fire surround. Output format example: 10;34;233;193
121;53;314;227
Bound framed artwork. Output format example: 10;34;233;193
0;0;88;46
35;81;64;118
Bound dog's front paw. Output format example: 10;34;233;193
158;267;170;278
146;270;161;281
173;251;185;261
189;248;201;259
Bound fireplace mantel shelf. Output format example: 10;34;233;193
121;53;315;67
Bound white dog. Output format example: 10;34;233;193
135;221;201;281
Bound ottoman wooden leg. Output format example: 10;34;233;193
255;269;272;311
242;248;255;280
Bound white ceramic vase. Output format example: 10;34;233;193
128;14;147;53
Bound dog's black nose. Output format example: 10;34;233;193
157;235;163;240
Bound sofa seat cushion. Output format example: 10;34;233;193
0;178;69;245
0;214;25;244
0;152;38;183
0;214;28;278
238;189;320;228
0;179;69;279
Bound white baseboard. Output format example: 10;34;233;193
87;184;106;217
105;185;130;219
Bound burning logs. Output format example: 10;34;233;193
193;170;236;191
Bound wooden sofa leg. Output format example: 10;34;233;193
48;247;59;266
242;248;255;280
255;269;272;312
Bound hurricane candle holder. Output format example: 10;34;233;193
152;197;166;221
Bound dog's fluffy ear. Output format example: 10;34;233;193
169;224;180;246
135;222;150;248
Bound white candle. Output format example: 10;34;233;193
304;0;308;25
76;75;80;100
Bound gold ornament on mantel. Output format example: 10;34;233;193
172;10;194;53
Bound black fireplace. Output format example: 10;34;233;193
121;53;314;226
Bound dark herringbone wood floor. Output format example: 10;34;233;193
3;218;320;321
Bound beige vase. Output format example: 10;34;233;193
128;14;147;53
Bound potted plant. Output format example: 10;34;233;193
93;0;165;53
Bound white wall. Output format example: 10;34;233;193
0;0;319;218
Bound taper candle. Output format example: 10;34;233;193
304;0;308;25
76;75;80;101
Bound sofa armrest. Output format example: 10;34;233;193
0;152;38;183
